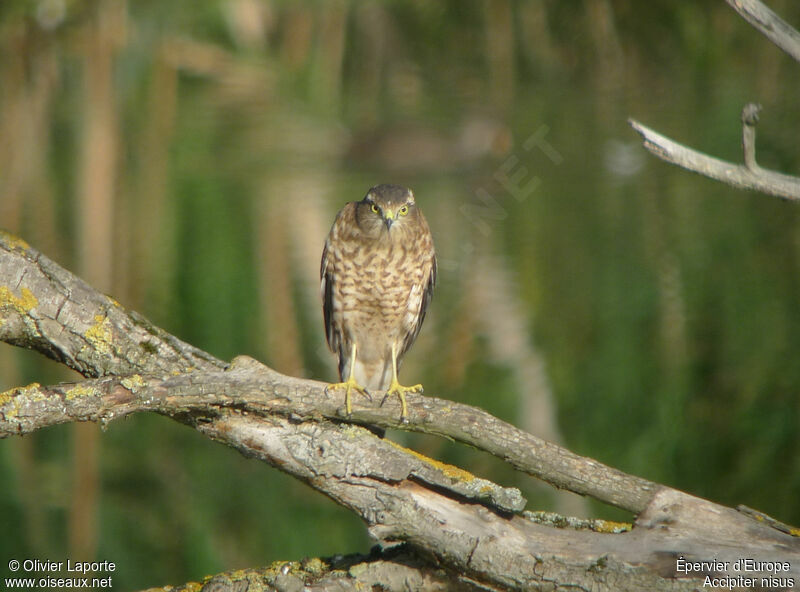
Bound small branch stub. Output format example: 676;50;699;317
741;102;762;171
629;108;800;202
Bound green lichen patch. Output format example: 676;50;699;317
299;556;328;577
0;382;42;401
0;391;13;409
524;510;632;533
121;374;146;393
0;231;30;251
387;439;476;483
0;286;39;320
65;384;102;401
0;383;43;418
591;518;633;534
85;315;114;356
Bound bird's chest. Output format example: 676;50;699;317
335;242;420;326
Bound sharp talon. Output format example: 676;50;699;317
382;380;421;421
326;377;370;416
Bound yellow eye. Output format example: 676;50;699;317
371;203;379;214
399;205;409;216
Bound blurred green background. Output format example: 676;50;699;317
2;0;800;589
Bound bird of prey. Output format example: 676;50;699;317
321;184;436;420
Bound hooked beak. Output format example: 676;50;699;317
383;209;395;230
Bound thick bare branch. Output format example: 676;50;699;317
629;112;800;201
0;231;224;376
102;389;800;590
7;373;795;591
3;231;799;591
0;354;656;514
142;551;495;592
0;369;526;514
0;232;657;514
726;0;800;63
27;371;778;591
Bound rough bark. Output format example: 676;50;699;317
2;232;799;592
0;230;658;515
0;232;223;377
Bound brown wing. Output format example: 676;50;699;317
322;203;358;358
320;235;339;354
399;251;437;359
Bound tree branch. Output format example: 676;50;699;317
0;231;658;514
0;355;658;514
142;549;500;592
0;231;224;377
4;373;796;590
726;0;800;63
630;1;800;201
0;364;526;514
2;231;799;591
629;107;800;201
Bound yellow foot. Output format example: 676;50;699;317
382;380;423;422
325;376;371;416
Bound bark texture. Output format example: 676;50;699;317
2;233;799;591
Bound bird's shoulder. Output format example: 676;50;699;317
329;201;360;238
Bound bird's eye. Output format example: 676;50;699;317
370;203;379;214
399;205;409;216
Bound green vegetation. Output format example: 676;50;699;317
1;1;799;588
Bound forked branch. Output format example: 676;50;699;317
631;0;800;201
629;105;800;202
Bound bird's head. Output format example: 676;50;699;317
355;184;420;239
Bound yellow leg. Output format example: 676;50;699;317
325;343;370;416
383;343;423;421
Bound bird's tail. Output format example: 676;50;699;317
339;354;392;392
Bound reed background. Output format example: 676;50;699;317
1;1;799;588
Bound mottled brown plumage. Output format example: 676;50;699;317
321;184;436;419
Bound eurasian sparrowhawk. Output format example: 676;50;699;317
321;184;436;420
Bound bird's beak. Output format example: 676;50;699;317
383;210;395;230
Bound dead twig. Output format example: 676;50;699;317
629;105;800;201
